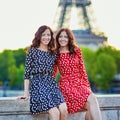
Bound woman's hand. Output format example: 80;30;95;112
17;90;29;100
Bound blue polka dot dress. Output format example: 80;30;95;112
24;47;65;114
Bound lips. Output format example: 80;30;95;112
59;41;67;44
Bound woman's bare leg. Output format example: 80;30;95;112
48;107;60;120
58;102;68;120
84;102;92;120
87;93;102;120
85;111;92;120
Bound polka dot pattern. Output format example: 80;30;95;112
24;47;65;114
56;47;92;114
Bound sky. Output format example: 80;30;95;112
0;0;120;52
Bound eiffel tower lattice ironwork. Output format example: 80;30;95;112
53;0;107;49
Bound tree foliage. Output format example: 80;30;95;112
0;48;26;88
92;53;117;90
81;47;96;81
81;46;118;91
0;46;119;91
12;48;26;67
0;50;16;83
96;46;120;73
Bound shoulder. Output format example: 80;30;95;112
74;47;83;58
75;47;82;53
29;47;38;52
26;47;37;57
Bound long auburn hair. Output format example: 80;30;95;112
55;28;77;55
29;25;55;54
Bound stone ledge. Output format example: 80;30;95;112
0;94;120;120
1;95;120;112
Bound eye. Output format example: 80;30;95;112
59;35;62;38
42;33;45;36
64;36;68;38
59;35;68;38
47;33;51;36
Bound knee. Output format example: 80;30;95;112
88;93;98;104
49;107;60;117
59;103;68;115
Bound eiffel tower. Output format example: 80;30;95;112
53;0;107;49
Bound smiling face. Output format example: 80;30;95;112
58;31;69;47
40;29;51;46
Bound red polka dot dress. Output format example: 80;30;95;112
56;47;92;114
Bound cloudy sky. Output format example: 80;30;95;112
0;0;120;52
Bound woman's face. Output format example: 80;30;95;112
58;31;69;47
40;29;51;46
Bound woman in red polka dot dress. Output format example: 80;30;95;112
54;28;102;120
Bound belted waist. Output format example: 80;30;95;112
32;71;52;76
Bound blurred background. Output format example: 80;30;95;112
0;0;120;97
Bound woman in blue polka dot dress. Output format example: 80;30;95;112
18;25;68;120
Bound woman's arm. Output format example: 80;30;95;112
76;47;91;89
17;79;30;100
17;48;33;100
23;79;30;99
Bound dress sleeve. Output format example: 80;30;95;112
24;48;34;80
76;47;91;89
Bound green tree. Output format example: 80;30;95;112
97;46;120;73
92;53;117;91
8;65;18;87
16;64;24;89
81;47;96;81
0;50;16;84
12;48;26;67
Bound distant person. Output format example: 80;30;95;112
18;25;67;120
54;28;102;120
